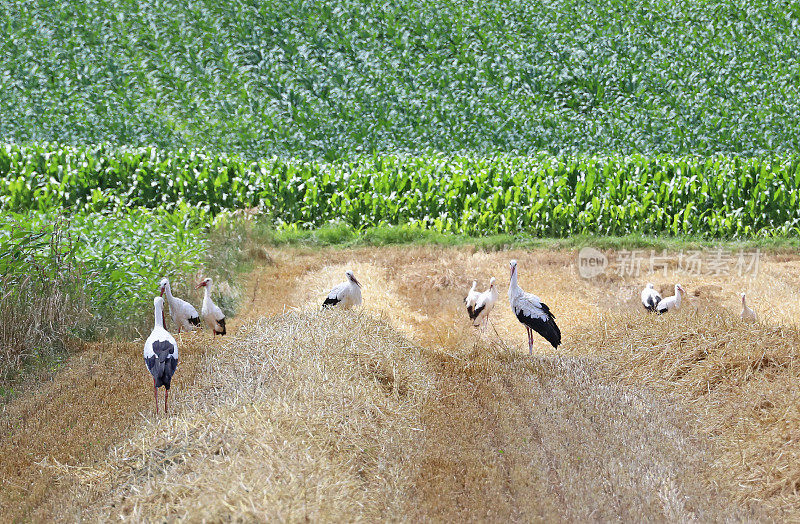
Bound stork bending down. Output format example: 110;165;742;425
640;283;662;312
472;277;498;330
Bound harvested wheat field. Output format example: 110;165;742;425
3;245;800;521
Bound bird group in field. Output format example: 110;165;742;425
464;260;561;354
145;275;227;414
639;282;757;320
465;278;499;330
640;282;686;314
143;259;758;415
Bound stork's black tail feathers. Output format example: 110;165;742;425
517;302;562;349
543;318;562;349
466;305;476;320
215;318;227;336
322;297;340;309
188;316;201;326
643;296;659;312
145;340;178;389
471;304;485;325
539;303;561;349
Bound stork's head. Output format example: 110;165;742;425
676;284;686;295
489;277;496;288
346;270;361;287
741;292;747;304
196;277;212;289
646;282;654;289
158;277;169;296
509;260;518;278
154;296;164;309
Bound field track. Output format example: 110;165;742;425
3;246;800;520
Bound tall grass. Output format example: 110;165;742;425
0;209;208;377
0;219;87;383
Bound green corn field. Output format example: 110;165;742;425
1;144;798;238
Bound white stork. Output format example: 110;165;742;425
158;277;200;333
640;283;662;312
144;297;179;414
322;270;362;309
741;293;757;322
472;277;498;329
464;280;480;320
197;277;227;337
508;260;561;354
656;284;686;314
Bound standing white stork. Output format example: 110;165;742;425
158;277;200;333
656;284;686;314
472;277;498;329
322;270;362;309
144;297;179;414
197;277;227;337
464;280;480;320
640;283;662;312
508;260;561;354
741;293;757;322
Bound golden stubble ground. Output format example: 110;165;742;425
1;245;799;521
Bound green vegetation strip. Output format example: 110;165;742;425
269;224;800;252
0;210;207;334
3;144;799;238
1;0;798;158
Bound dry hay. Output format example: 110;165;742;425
290;259;428;339
4;245;800;520
61;310;746;522
571;304;800;513
80;310;433;521
411;341;748;522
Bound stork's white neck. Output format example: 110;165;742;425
203;284;211;300
163;281;174;301
509;268;521;300
674;285;682;307
154;300;165;330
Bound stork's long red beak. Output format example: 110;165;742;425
353;277;361;288
195;282;204;289
160;287;165;297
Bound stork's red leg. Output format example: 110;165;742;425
527;327;533;356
